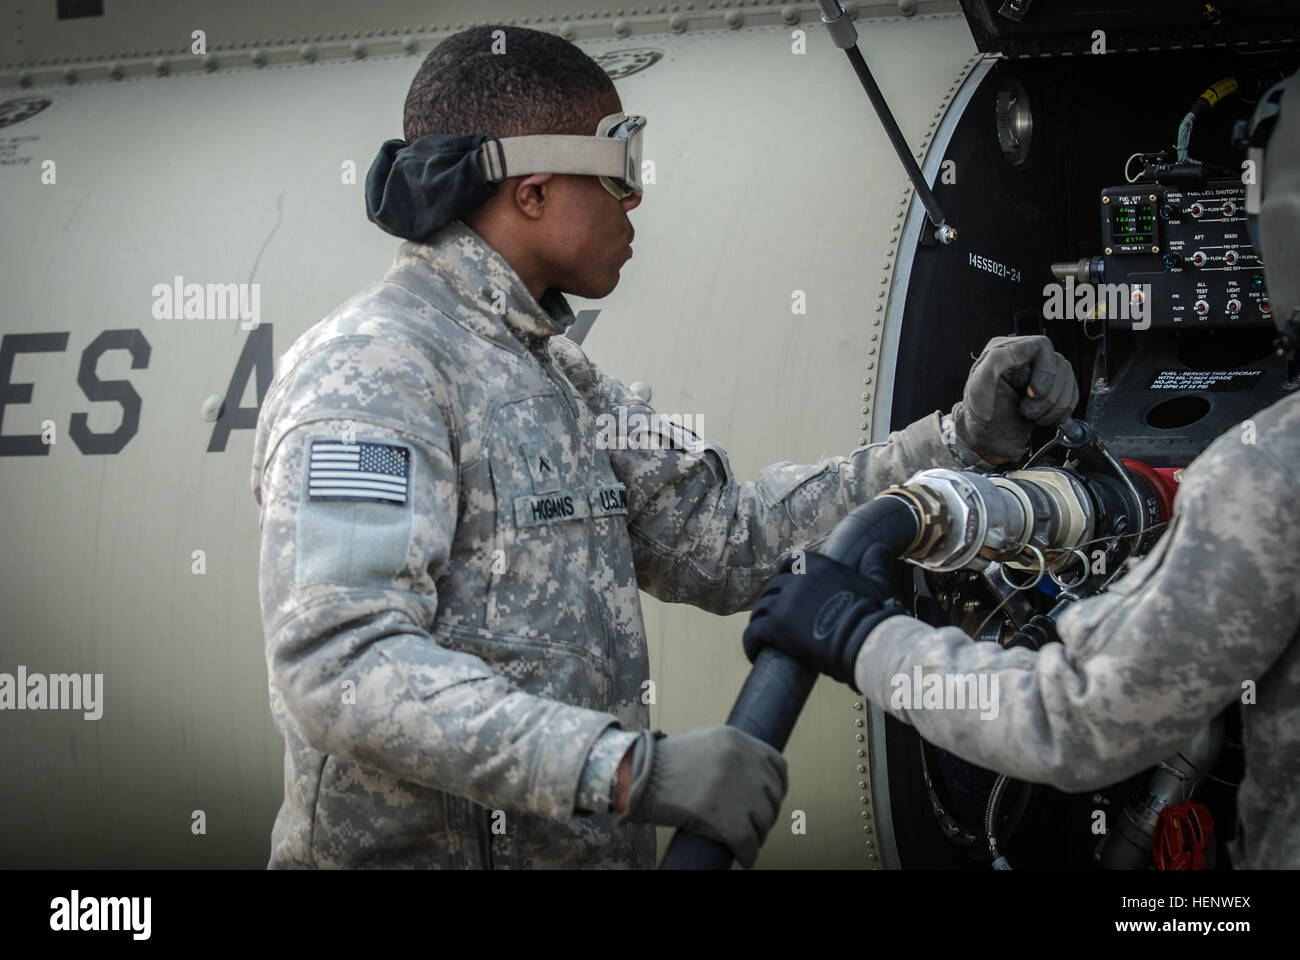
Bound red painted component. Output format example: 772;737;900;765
1154;801;1215;870
1121;458;1178;523
1152;466;1182;492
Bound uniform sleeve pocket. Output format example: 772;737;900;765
295;436;416;589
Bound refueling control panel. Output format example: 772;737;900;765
1100;181;1270;328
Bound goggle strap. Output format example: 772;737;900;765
477;135;629;183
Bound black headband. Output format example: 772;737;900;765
365;133;502;241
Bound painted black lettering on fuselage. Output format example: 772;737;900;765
207;323;272;453
0;326;271;456
0;332;69;456
69;329;150;455
1;329;152;456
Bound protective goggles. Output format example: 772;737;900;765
476;111;647;199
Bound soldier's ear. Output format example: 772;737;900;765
513;173;554;219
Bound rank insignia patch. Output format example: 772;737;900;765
521;440;563;494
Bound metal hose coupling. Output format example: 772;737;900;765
880;467;1094;576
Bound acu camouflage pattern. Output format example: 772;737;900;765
856;391;1300;868
251;218;978;868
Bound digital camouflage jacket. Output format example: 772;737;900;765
251;219;978;868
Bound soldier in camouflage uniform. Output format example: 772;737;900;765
743;76;1300;868
251;25;1076;868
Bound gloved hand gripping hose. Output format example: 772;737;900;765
659;494;921;869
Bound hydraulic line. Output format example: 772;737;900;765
985;774;1013;870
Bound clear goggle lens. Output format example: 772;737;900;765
598;114;646;199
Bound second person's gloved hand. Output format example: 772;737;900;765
741;552;905;692
952;335;1079;461
617;726;787;869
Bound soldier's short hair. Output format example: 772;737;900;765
403;25;616;143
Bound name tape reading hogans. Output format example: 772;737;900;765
308;441;410;504
514;483;629;527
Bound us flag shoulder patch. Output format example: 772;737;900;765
308;440;410;504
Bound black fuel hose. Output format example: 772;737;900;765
659;494;920;869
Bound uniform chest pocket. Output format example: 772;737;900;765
485;396;605;662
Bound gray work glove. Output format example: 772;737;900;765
616;727;788;869
951;335;1079;461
